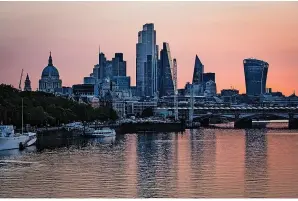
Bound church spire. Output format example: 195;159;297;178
48;51;53;66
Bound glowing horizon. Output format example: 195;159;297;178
0;2;298;95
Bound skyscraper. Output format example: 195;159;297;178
136;23;158;97
158;42;174;97
24;73;32;91
243;58;269;96
112;53;126;77
192;55;204;85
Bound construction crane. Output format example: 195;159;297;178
19;69;24;91
173;58;178;121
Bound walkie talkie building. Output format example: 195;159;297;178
243;58;269;96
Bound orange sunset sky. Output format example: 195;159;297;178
0;1;297;95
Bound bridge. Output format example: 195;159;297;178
156;106;298;129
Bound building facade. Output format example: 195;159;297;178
243;58;269;96
203;72;215;90
158;42;175;97
136;23;158;97
112;76;131;90
204;80;217;97
39;52;62;93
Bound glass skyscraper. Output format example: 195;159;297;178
158;42;174;97
243;58;269;96
192;55;204;85
136;23;158;97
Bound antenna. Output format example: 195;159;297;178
19;69;24;91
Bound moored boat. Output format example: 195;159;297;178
84;127;116;138
0;125;35;151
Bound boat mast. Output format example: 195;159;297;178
22;98;23;135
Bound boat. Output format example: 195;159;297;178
0;99;37;151
84;127;116;138
0;125;30;151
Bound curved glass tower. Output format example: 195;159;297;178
243;58;269;96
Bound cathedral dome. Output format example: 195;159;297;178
42;66;59;78
41;52;60;78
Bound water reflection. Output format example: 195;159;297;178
244;129;268;198
1;128;298;198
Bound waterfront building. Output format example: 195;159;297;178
39;52;62;93
24;74;32;91
243;58;269;96
192;55;204;85
204;80;217;97
158;42;175;97
136;23;158;97
126;100;158;116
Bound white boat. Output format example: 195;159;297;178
84;127;116;138
0;125;32;151
0;99;37;151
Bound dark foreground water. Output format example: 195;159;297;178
1;127;298;198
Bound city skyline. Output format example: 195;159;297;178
0;2;298;95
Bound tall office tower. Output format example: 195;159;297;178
136;23;158;97
243;58;269;96
112;53;126;76
24;73;32;91
192;55;204;85
158;42;174;97
98;52;107;79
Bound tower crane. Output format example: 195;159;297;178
19;69;24;91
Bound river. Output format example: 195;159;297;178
1;125;298;198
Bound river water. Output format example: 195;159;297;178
1;126;298;198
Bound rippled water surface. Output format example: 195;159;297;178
1;128;298;198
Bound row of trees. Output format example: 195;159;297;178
0;84;118;127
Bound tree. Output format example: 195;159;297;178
141;107;154;118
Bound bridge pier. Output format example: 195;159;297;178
200;118;210;127
289;118;298;129
234;119;252;129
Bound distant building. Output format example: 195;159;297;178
204;80;217;97
192;55;204;85
112;53;126;77
136;23;158;97
54;86;72;96
158;42;174;97
203;72;215;90
24;74;32;91
84;76;96;85
72;84;94;96
244;58;269;96
130;86;137;97
221;89;239;103
39;52;62;93
113;76;131;90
